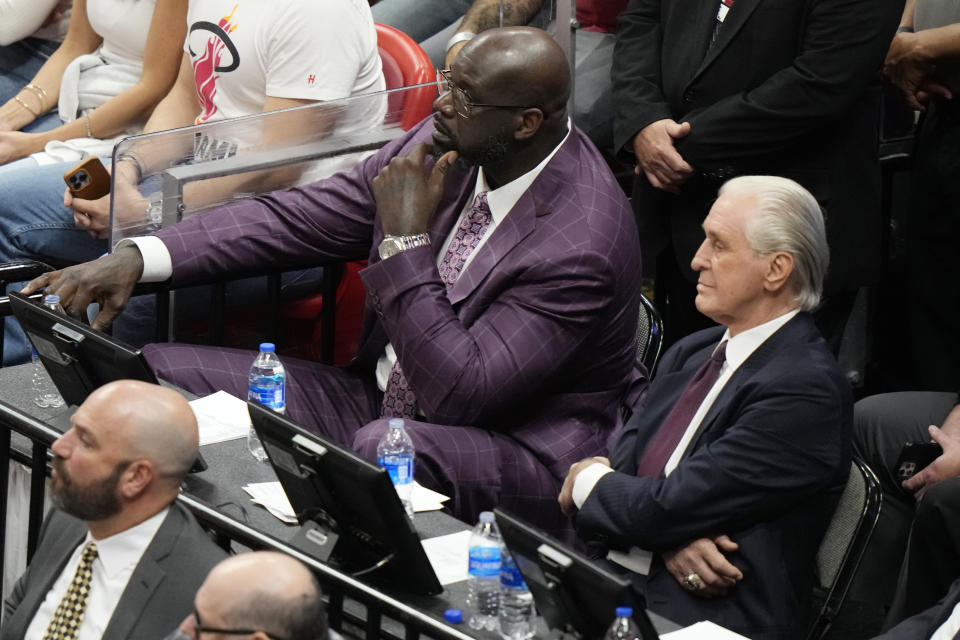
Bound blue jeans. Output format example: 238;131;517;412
0;37;62;133
0;157;109;365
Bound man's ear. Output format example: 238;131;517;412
514;108;544;141
118;460;154;500
763;251;794;293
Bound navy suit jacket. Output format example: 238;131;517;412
153;118;645;480
576;313;851;639
1;504;226;640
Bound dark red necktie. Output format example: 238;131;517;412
381;192;492;418
636;341;727;477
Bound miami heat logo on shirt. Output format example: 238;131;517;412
188;4;240;124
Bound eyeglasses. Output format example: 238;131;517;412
187;608;287;640
436;69;530;118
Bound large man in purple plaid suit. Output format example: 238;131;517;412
28;28;645;537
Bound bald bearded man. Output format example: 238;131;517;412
1;380;227;640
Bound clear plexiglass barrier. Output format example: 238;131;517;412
108;83;436;246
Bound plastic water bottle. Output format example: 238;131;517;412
499;546;536;639
377;418;415;518
31;295;65;409
603;607;643;640
247;343;285;462
467;511;501;631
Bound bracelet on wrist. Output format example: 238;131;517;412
13;95;38;118
896;25;914;34
117;152;145;184
446;31;476;53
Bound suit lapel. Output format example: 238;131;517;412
13;522;86;635
448;132;577;305
101;507;182;640
690;0;763;84
447;190;536;305
683;314;811;455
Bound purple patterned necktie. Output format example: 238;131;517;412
381;192;493;418
636;340;727;477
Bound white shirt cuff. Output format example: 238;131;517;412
118;237;172;283
572;462;614;509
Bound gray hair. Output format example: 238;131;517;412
719;176;829;311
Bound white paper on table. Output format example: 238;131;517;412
243;482;297;524
661;621;751;640
189;391;251;445
421;530;471;585
411;482;450;512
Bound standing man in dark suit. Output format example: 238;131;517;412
613;0;903;347
1;380;226;640
559;176;851;639
25;27;644;539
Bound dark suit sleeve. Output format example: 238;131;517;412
576;365;848;551
611;0;674;151
873;579;960;639
674;0;901;170
360;243;620;427
155;124;421;284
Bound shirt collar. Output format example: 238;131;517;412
473;118;572;225
84;506;169;578
718;308;800;371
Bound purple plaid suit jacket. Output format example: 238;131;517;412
155;118;645;479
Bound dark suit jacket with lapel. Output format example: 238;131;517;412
576;313;852;640
611;0;902;292
1;503;227;640
154;118;645;481
876;578;960;639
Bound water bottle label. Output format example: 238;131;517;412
378;455;414;486
468;546;501;577
249;384;285;410
500;563;527;589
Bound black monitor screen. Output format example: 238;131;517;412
10;291;157;407
249;402;442;596
494;508;659;640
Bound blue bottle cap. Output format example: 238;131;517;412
388;418;405;429
479;511;495;523
616;606;633;618
43;294;60;304
259;343;276;353
444;609;463;624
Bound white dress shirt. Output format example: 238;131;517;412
25;507;169;640
571;309;800;574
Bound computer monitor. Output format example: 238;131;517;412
249;402;443;596
494;508;659;640
10;291;158;407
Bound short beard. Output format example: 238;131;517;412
51;458;126;521
433;129;511;169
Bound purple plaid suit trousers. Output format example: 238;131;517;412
381;192;492;418
636;340;727;477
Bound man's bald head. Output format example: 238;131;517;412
191;552;327;640
458;27;570;119
83;380;199;486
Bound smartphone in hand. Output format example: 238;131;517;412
895;441;944;482
63;157;111;200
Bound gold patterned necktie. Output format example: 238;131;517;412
43;542;98;640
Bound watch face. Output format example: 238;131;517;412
379;237;403;260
